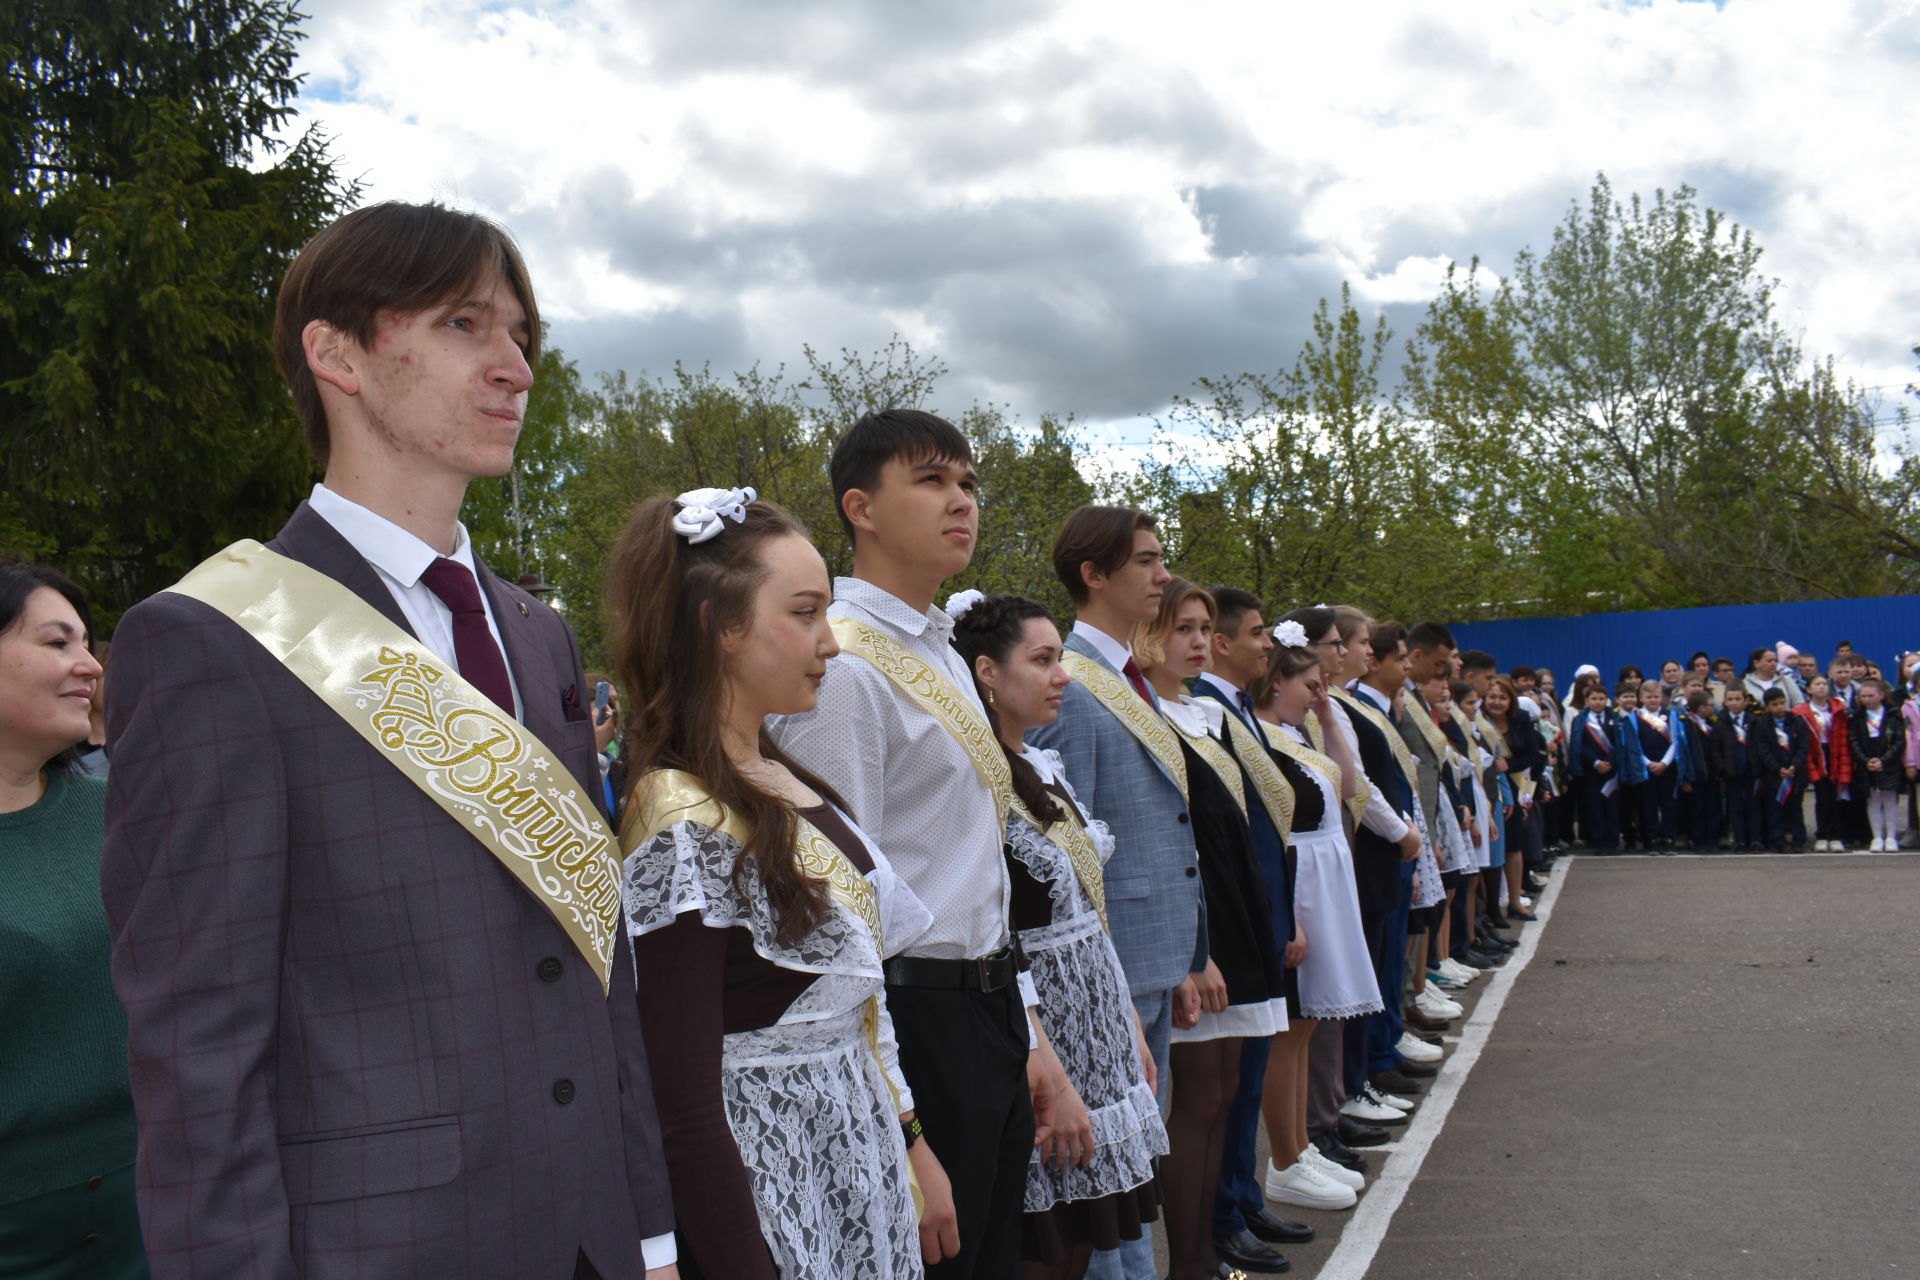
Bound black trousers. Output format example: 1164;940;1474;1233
1577;774;1619;849
886;979;1034;1279
1762;780;1807;847
1683;779;1721;848
1725;778;1761;847
1640;769;1678;844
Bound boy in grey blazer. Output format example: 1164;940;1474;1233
1028;506;1205;1280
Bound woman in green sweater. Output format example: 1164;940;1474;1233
0;563;146;1278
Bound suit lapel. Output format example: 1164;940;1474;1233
267;502;416;637
1065;631;1183;789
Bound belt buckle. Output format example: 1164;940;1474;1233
975;953;999;993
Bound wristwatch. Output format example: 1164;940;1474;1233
900;1115;923;1150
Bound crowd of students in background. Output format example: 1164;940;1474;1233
1533;644;1920;856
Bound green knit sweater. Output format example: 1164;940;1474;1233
0;769;137;1204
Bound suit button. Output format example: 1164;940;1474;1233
86;1175;103;1191
552;1078;576;1105
1177;812;1190;824
1186;866;1198;877
537;956;564;982
82;1234;99;1244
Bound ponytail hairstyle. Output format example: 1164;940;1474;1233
1250;622;1323;709
950;593;1065;828
1136;576;1215;669
606;493;845;947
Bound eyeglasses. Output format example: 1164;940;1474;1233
1313;638;1349;653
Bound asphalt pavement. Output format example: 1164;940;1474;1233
1215;851;1920;1279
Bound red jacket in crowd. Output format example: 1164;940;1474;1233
1790;698;1852;785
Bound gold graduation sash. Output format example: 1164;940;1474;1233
622;770;883;953
167;541;622;992
621;770;919;1208
1307;707;1374;824
1165;705;1246;818
1334;687;1421;790
829;618;1013;817
1010;795;1107;929
1407;693;1456;771
1060;652;1189;799
1219;714;1294;836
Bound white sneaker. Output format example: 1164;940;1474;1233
1397;1032;1444;1063
1339;1092;1403;1123
1875;837;1890;852
1266;1157;1358;1210
1364;1084;1415;1111
1436;958;1478;983
1814;839;1832;851
1301;1144;1366;1191
1416;990;1463;1019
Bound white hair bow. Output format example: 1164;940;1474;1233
1272;619;1309;648
945;588;985;621
672;486;757;544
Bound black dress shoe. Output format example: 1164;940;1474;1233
1337;1115;1390;1147
1245;1207;1315;1244
1313;1131;1371;1174
1369;1069;1423;1095
1454;951;1494;970
1394;1058;1439;1078
1508;907;1538;921
1212;1229;1290;1273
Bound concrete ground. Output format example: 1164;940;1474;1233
1150;851;1920;1278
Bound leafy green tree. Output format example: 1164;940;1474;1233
1136;285;1458;619
2;0;354;624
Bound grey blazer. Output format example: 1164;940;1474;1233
1398;690;1444;832
1028;633;1205;996
100;504;673;1279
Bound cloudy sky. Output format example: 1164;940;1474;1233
291;0;1919;447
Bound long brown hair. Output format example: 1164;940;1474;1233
606;494;844;945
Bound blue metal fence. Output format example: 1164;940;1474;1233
1448;595;1920;685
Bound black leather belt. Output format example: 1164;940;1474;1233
884;943;1020;994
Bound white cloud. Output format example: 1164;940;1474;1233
288;0;1920;431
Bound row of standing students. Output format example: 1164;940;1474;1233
611;408;1546;1279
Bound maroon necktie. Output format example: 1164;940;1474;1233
419;557;516;715
1122;656;1154;705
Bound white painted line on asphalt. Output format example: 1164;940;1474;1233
1315;855;1573;1280
1592;850;1913;860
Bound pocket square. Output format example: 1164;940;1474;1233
561;682;587;722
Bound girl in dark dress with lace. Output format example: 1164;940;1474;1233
608;489;941;1279
951;592;1166;1280
1140;581;1288;1280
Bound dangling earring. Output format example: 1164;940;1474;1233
986;687;996;706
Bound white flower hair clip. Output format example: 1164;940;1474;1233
945;588;985;621
672;486;757;544
1272;619;1309;648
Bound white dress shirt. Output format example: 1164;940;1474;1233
1070;619;1135;679
307;484;524;719
770;579;1016;962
